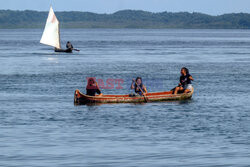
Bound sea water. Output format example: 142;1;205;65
0;29;250;166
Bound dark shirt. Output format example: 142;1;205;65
86;88;101;96
134;84;145;95
66;43;73;49
180;74;192;87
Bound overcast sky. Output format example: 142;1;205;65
0;0;250;15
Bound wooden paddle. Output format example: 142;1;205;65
133;79;148;102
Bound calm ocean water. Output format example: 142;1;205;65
0;29;250;166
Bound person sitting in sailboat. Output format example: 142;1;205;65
131;77;148;96
86;78;103;96
66;41;73;50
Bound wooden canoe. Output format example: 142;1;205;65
74;88;194;104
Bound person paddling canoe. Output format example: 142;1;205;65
86;78;103;96
131;77;148;96
173;67;194;94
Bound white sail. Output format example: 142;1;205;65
40;7;61;49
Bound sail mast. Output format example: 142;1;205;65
58;19;61;49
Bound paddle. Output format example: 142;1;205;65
73;48;80;52
133;79;148;102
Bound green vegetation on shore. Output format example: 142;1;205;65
1;9;250;29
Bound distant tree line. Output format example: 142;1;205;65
1;9;250;29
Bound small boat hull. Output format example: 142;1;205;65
74;88;194;104
54;48;72;53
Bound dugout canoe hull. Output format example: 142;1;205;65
74;88;194;104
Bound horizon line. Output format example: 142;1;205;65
1;8;250;16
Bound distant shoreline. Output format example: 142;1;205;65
1;9;250;29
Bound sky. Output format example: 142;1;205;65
0;0;250;15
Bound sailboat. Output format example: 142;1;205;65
40;7;73;53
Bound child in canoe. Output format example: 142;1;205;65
86;78;103;96
131;77;148;96
173;67;194;94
